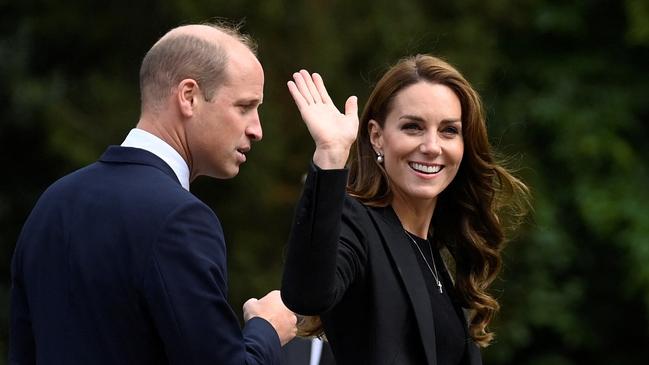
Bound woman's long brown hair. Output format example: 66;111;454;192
347;54;530;347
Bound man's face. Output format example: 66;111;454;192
187;48;264;180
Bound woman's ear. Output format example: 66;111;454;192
177;79;200;117
368;119;384;154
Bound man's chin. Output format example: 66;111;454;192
204;166;240;180
222;165;241;179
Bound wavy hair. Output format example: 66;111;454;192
348;54;529;347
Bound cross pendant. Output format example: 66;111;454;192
437;280;443;294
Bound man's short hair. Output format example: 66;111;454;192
139;22;257;112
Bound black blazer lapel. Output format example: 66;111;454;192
367;206;438;365
466;340;482;365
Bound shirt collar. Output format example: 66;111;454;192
121;128;190;191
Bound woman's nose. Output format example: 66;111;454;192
419;133;442;156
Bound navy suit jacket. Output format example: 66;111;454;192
10;146;280;365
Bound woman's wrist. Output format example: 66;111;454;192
312;147;350;169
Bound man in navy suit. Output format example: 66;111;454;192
10;23;296;364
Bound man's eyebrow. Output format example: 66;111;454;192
238;97;263;105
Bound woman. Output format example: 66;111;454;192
281;54;529;365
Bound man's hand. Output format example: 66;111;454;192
287;70;359;169
243;290;297;346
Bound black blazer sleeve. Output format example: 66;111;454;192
281;163;367;315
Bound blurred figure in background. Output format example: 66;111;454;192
281;55;529;364
281;337;335;365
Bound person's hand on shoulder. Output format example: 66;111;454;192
243;290;297;346
287;70;359;169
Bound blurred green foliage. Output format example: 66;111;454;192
1;0;648;363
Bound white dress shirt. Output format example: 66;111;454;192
310;338;323;365
121;128;190;191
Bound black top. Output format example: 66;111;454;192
407;232;467;365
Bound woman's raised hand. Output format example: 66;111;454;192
287;70;359;169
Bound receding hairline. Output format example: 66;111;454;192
157;23;256;55
138;22;260;112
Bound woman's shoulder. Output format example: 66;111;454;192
344;194;391;214
342;194;393;228
340;194;373;228
343;194;372;215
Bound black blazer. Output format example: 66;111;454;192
281;165;481;365
10;146;280;364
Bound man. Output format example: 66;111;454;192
10;23;296;364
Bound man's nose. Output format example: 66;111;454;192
247;112;263;142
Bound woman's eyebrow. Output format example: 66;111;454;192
440;118;462;125
398;114;425;122
399;115;462;124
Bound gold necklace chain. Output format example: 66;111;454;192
405;231;443;294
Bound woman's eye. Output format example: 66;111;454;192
442;126;460;134
402;123;422;131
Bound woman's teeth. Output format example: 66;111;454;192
410;162;442;174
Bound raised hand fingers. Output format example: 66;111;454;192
290;71;317;105
287;80;308;110
288;70;333;106
313;73;334;104
299;70;323;104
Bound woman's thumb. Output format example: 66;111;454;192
345;95;358;116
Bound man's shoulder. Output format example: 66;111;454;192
41;157;202;214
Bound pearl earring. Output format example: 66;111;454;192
376;152;384;164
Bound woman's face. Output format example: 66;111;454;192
369;81;464;207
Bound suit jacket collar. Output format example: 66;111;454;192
367;205;438;365
99;146;181;186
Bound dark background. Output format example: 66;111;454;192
2;0;649;364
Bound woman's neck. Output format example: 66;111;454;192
391;193;436;239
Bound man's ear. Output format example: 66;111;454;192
177;79;200;117
368;119;384;154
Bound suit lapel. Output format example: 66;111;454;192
367;206;437;365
